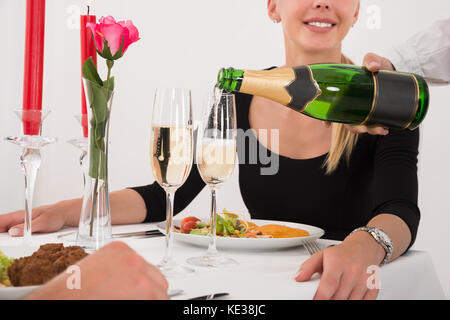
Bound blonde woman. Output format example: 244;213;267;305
0;0;420;300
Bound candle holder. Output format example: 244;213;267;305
67;114;89;187
5;110;57;244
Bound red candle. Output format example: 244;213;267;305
80;13;97;138
22;0;45;135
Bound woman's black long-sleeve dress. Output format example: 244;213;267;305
132;92;420;247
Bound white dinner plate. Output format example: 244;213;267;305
157;219;325;250
0;245;40;300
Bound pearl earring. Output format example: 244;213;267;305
273;19;279;24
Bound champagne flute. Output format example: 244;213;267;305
151;88;195;277
187;91;238;267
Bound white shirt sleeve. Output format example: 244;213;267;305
389;19;450;86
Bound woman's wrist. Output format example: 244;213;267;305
344;230;386;266
56;198;82;227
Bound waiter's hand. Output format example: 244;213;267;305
363;52;396;73
294;231;386;300
345;52;396;136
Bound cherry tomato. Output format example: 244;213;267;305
181;216;199;227
181;217;200;233
181;220;198;233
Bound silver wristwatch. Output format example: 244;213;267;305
350;226;394;265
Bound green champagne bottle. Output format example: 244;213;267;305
216;64;429;130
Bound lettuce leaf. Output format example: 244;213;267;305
0;250;14;282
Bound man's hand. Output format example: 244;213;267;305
25;242;169;300
345;52;396;136
363;52;396;73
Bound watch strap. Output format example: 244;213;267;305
350;226;394;265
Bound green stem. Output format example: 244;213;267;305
89;178;99;237
105;60;114;92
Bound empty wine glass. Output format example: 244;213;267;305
151;88;195;277
187;91;238;267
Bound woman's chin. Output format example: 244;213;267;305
299;42;340;56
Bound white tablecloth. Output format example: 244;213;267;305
0;223;445;300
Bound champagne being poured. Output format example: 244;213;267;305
216;64;429;130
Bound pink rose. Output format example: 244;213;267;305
87;16;139;60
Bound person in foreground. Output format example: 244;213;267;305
24;241;169;300
1;0;422;300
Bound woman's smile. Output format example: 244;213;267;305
303;17;337;33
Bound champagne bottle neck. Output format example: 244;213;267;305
217;68;245;92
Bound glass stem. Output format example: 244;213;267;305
206;187;218;257
80;150;88;188
163;190;176;266
20;147;42;243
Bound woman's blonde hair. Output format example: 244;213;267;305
322;54;359;174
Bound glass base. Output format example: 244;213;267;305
186;255;238;268
157;261;196;278
76;233;111;253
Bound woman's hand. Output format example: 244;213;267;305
25;241;169;300
295;231;386;300
0;200;80;236
0;189;147;237
345;124;389;136
345;52;396;136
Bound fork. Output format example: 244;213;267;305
303;240;321;256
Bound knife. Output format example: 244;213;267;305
112;230;164;238
168;289;184;298
189;292;229;300
57;229;164;239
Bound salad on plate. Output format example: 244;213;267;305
177;209;310;239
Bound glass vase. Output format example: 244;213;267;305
76;78;114;251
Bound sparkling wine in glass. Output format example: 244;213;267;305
187;92;238;267
151;88;195;277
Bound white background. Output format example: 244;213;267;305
1;0;449;298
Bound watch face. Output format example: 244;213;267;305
374;228;393;250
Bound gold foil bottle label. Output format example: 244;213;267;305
239;68;296;106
